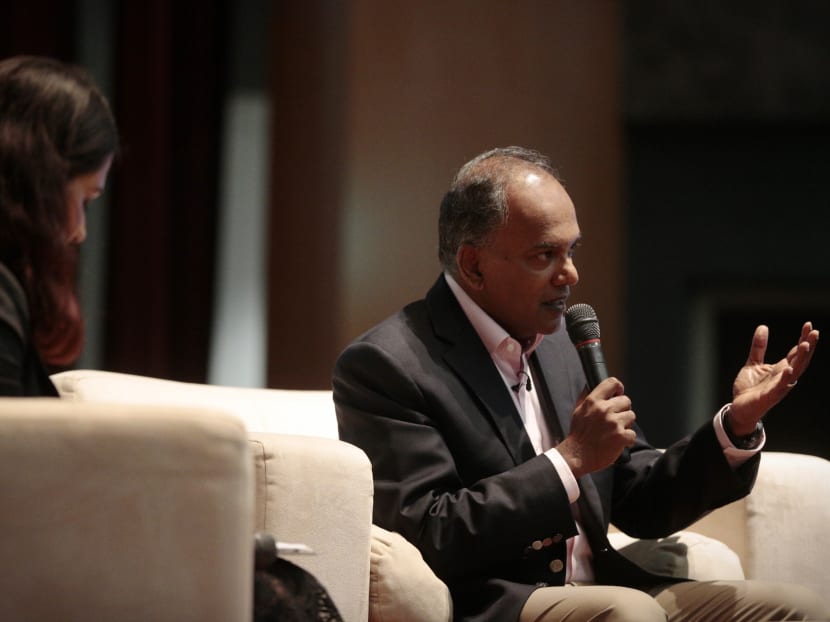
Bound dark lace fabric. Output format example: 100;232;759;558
253;556;344;622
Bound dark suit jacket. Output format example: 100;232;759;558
333;275;758;622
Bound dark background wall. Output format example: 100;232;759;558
623;2;830;453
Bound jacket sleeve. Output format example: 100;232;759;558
609;420;759;538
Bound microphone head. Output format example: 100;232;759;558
565;303;601;343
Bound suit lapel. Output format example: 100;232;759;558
426;276;536;464
530;334;581;439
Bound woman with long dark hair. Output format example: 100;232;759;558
0;56;118;395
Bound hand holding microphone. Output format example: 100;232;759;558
563;303;634;468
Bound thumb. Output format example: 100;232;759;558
747;325;769;366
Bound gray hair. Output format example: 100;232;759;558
437;146;560;273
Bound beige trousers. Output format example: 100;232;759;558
519;580;830;622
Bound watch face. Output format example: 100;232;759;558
724;408;763;450
737;422;764;450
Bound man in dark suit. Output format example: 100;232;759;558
333;147;826;621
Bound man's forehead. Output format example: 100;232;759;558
506;167;569;206
506;164;561;191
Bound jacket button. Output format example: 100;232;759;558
552;533;563;543
549;559;564;573
531;540;543;550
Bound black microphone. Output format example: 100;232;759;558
565;303;630;464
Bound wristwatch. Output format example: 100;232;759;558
723;407;764;450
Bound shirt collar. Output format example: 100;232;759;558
444;272;543;371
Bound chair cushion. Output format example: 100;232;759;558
369;525;452;622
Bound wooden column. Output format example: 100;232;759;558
266;2;347;388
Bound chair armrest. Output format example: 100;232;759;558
679;451;830;596
741;451;830;595
0;398;253;622
249;431;373;622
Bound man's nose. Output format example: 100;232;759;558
554;258;579;286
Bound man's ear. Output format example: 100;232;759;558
456;244;485;290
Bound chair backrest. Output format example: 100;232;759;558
0;398;253;622
52;369;338;438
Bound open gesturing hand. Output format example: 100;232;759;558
729;322;819;435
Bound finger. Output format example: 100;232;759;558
793;323;818;355
806;327;820;349
788;339;817;380
789;324;819;366
615;409;636;431
785;329;816;368
747;325;769;366
780;365;798;389
590;376;625;399
606;394;633;415
574;385;590;409
620;427;638;447
798;323;820;354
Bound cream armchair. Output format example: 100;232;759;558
51;370;375;622
50;370;830;620
609;450;830;598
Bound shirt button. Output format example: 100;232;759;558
531;540;543;550
506;342;516;353
549;559;565;573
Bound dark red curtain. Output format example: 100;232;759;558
2;1;226;383
0;1;75;61
105;1;227;381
